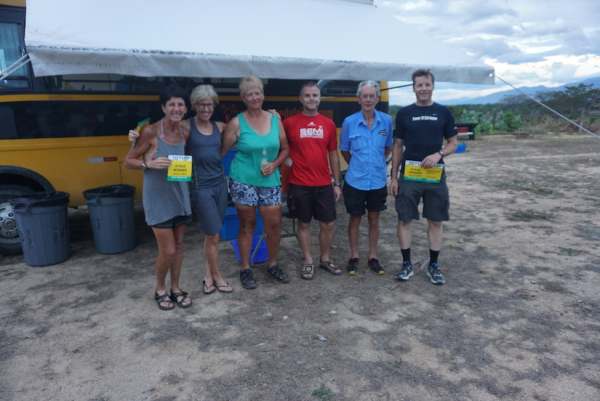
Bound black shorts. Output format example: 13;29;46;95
151;214;192;229
395;177;449;222
342;182;387;216
287;183;336;223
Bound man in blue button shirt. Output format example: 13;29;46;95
340;80;393;276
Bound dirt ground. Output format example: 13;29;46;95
1;134;600;401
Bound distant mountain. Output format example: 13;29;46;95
445;76;600;105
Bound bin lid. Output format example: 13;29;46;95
13;191;69;210
83;185;135;200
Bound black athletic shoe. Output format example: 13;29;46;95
427;262;446;285
240;269;257;289
267;264;290;283
346;258;359;276
368;258;385;275
396;261;414;281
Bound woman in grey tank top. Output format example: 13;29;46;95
125;86;193;311
184;85;232;294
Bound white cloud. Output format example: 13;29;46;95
380;0;600;102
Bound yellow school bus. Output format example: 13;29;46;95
0;0;388;254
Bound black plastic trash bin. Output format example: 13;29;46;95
83;185;136;254
13;192;70;267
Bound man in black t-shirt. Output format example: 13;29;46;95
389;69;458;285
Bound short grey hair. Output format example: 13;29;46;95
239;75;264;96
356;80;380;97
190;84;219;105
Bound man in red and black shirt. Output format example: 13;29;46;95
283;81;342;280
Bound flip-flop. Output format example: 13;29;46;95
203;280;216;295
215;281;233;293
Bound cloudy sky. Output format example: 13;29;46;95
379;0;600;105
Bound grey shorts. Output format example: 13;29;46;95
229;179;281;207
191;180;228;235
151;214;192;229
395;177;450;222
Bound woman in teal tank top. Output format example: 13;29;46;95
222;76;290;290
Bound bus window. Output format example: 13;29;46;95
0;21;29;88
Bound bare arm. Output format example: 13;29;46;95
273;119;289;167
389;138;403;196
390;138;403;180
443;135;459;156
221;117;240;156
328;150;341;185
329;149;342;200
421;135;459;168
261;119;289;176
124;125;154;170
341;150;351;165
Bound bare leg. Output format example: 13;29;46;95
168;223;187;293
348;215;362;259
236;205;256;270
367;211;380;260
151;226;178;309
427;220;443;251
297;221;312;264
260;205;282;267
203;233;219;286
397;221;412;249
319;221;335;262
152;227;177;293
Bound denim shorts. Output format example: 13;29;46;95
229;179;281;207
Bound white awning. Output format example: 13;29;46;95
24;0;494;84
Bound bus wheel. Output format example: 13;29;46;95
0;185;36;255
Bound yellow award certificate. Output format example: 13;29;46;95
167;155;192;182
403;160;444;183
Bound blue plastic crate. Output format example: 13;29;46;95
222;149;237;176
455;142;468;153
231;234;269;264
219;206;264;241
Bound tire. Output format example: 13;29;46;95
0;185;36;255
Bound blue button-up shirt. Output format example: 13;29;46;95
340;109;393;190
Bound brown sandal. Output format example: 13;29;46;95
170;290;192;308
300;263;315;280
154;291;175;311
319;260;342;275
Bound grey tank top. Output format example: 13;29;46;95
186;120;224;188
142;124;191;225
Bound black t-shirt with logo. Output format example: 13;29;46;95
394;102;456;166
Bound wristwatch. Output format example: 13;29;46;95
141;161;147;169
438;150;445;157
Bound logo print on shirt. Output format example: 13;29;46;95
300;125;324;139
412;115;438;121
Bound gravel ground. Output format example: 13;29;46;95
1;134;600;401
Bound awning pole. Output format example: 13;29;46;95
0;54;31;81
496;74;599;139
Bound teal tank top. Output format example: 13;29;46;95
230;112;281;187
